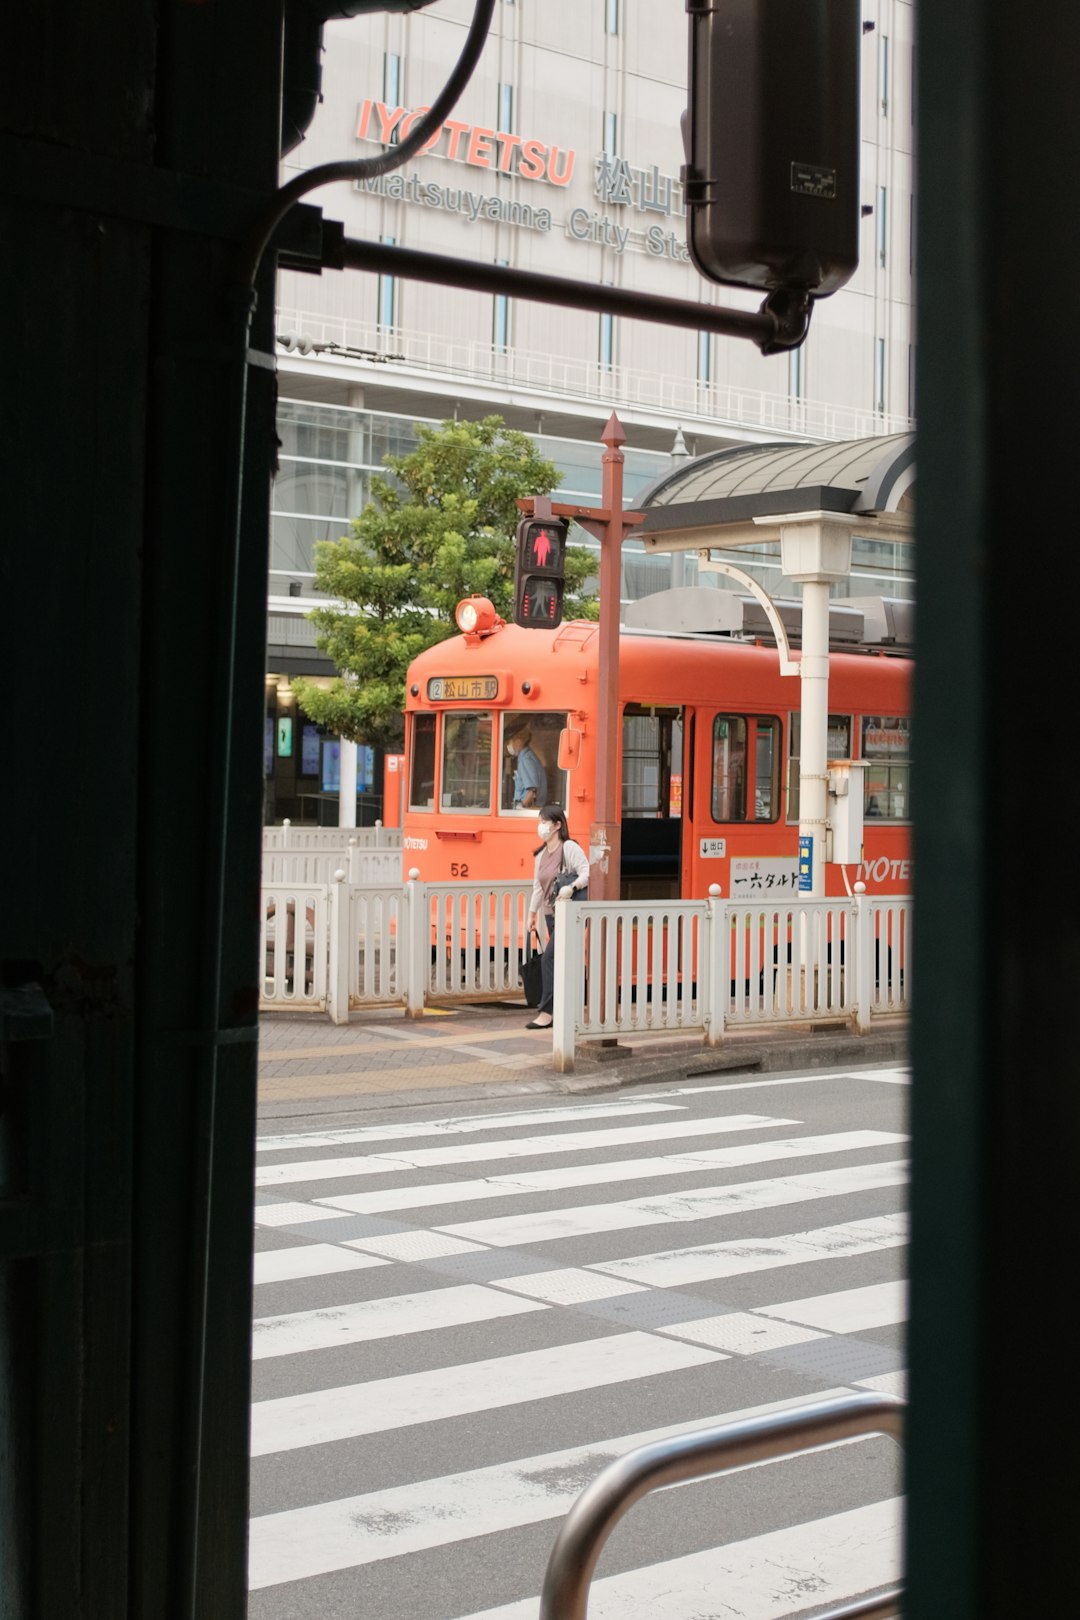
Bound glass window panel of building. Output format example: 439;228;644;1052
270;404;915;605
378;246;397;330
878;33;890;115
599;309;614;370
384;51;401;138
270;512;360;578
493;258;510;353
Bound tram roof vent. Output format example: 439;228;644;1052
623;588;914;655
844;596;915;652
741;596;865;646
623;587;861;647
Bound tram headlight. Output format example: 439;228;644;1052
455;596;497;636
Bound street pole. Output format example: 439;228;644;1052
590;413;627;902
338;737;358;828
516;413;641;903
669;426;689;591
778;514;858;898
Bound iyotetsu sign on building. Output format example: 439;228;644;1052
356;101;576;187
352;99;694;261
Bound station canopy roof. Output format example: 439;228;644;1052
632;431;915;542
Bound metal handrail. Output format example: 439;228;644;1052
538;1392;905;1620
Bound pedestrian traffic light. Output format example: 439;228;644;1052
513;516;569;628
683;0;860;299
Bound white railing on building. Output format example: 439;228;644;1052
262;819;402;852
277;308;914;444
259;869;911;1062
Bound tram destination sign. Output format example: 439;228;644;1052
426;675;499;701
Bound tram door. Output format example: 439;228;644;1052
620;704;684;898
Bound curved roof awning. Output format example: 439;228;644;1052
632;431;915;547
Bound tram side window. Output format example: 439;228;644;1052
441;711;493;811
711;715;781;822
409;713;437;811
499;710;567;813
787;713;852;822
861;714;911;820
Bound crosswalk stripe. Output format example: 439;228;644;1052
253;1114;795;1186
436;1160;909;1247
251;1282;544;1361
252;1245;389;1284
590;1212;908;1288
247;1388;852;1587
671;1070;907;1096
313;1130;907;1216
250;1331;723;1458
858;1371;907;1397
758;1279;908;1333
256;1100;685;1155
254;1201;344;1227
656;1310;826;1355
450;1498;901;1620
490;1268;647;1305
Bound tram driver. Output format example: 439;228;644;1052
506;724;547;809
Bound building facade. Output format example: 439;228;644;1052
266;0;915;820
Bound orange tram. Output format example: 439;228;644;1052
401;594;911;902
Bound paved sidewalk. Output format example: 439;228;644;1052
257;999;909;1117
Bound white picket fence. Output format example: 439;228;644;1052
260;870;911;1070
548;885;910;1072
260;874;534;1016
262;846;403;885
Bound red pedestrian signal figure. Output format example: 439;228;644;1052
513;515;569;628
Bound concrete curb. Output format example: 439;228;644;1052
256;1024;908;1122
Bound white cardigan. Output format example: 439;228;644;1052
529;837;590;916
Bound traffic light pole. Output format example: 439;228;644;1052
518;413;642;903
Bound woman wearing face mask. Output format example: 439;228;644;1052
525;805;590;1029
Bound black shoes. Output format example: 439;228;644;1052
525;1017;553;1030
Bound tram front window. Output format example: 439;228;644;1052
499;710;567;813
409;713;437;810
441;711;493;811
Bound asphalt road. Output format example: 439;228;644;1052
247;1062;908;1620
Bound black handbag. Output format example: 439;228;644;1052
552;848;588;901
519;949;543;1007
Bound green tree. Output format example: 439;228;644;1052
293;415;597;746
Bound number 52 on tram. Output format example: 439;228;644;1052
400;593;911;901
